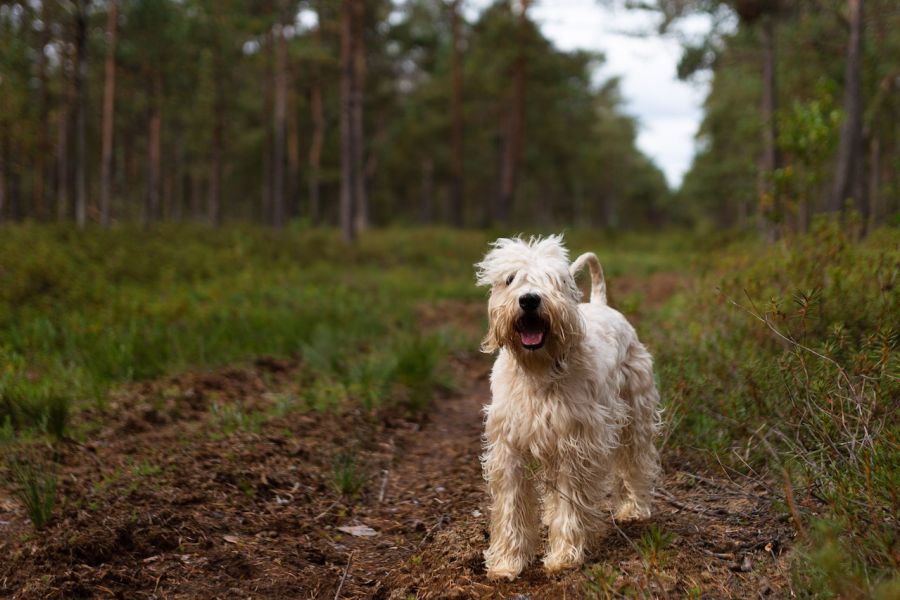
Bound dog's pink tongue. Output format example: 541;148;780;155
521;331;544;346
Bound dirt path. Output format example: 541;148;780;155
1;323;794;599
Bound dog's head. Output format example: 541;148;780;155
475;235;583;364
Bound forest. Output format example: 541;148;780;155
0;1;898;598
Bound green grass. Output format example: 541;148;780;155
0;222;896;595
332;450;368;498
8;460;57;529
642;220;899;597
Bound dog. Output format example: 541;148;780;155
475;235;661;581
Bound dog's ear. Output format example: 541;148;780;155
480;312;502;353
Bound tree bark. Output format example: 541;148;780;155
33;2;50;221
261;31;274;224
145;73;162;226
308;20;325;226
758;13;780;241
100;0;118;226
496;0;529;226
449;0;465;228
272;22;288;229
287;75;301;223
830;0;866;225
340;0;356;242
74;0;89;227
351;0;368;233
208;52;225;226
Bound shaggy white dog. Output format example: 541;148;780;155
475;235;661;581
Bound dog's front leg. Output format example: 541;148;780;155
542;464;588;572
482;441;540;581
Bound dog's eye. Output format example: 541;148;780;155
505;273;516;286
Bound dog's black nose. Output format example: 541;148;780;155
519;293;541;311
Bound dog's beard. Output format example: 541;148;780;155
484;295;582;365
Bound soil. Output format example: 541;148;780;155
0;299;795;599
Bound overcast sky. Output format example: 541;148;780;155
467;0;714;188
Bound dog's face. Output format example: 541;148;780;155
475;235;583;362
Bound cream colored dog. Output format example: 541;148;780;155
476;235;660;581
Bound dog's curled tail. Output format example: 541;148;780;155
570;252;607;305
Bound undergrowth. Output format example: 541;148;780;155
648;220;899;598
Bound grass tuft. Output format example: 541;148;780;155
8;460;57;529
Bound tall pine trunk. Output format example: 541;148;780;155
339;0;356;242
351;0;368;233
272;22;288;229
758;13;780;241
145;73;162;226
449;0;465;228
308;20;325;226
496;0;528;226
33;2;50;221
261;32;274;224
831;0;866;226
208;57;225;226
287;79;301;222
74;0;89;227
100;0;118;226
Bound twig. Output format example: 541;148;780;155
781;468;808;543
333;551;353;600
377;469;389;503
314;501;339;522
652;488;711;516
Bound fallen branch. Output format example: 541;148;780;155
333;551;353;600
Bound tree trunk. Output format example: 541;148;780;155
758;13;780;241
33;2;50;221
261;31;274;224
340;0;356;242
830;0;866;227
308;21;325;226
100;0;118;226
56;38;74;222
74;0;89;227
496;0;529;226
145;73;162;226
449;0;465;228
287;77;301;223
272;22;288;229
208;57;225;226
351;0;368;233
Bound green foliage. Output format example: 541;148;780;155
637;524;675;570
331;451;367;498
0;226;491;432
7;460;57;530
647;221;899;596
211;402;264;435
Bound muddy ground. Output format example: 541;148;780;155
1;298;795;599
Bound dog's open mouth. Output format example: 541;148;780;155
516;314;548;350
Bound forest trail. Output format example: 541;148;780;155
1;300;794;599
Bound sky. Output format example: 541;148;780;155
467;0;714;188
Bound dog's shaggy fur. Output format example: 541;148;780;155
475;235;661;581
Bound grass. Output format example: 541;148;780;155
0;222;896;595
642;220;899;598
8;460;57;529
332;450;368;498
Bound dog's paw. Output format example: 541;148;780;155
484;547;530;581
614;499;652;522
542;548;583;573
